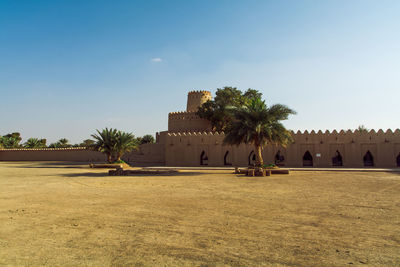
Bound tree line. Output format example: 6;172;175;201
0;132;155;149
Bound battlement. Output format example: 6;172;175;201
167;129;400;136
165;129;400;145
292;129;400;135
187;90;211;96
0;147;90;151
168;111;196;115
167;131;224;136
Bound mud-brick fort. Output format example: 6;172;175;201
1;90;400;168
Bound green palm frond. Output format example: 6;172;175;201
223;98;296;148
91;128;138;163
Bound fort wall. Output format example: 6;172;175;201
2;90;398;168
122;143;165;166
0;148;106;162
0;143;166;166
164;129;400;168
168;111;212;132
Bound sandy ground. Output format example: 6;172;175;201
0;162;399;266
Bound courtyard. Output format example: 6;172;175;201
0;162;399;266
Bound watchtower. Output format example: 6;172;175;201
186;90;212;112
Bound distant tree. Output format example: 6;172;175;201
357;125;369;133
138;134;155;144
223;97;296;167
135;137;142;144
48;138;71;148
92;128;138;163
0;132;22;148
57;138;70;148
48;142;60;148
196;87;263;131
24;138;47;148
79;139;95;147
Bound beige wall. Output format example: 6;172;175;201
1;129;399;168
168;111;211;132
123;143;165;166
0;148;106;162
0;143;166;166
2;89;399;169
164;130;400;168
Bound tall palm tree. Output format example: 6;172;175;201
223;97;296;167
91;128;138;163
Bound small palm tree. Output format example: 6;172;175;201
58;138;70;148
138;134;155;144
224;97;296;167
91;128;138;163
24;138;46;148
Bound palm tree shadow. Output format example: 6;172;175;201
61;172;110;177
60;171;208;178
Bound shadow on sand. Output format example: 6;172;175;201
9;162;89;169
60;171;216;178
60;172;110;178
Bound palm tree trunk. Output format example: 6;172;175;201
107;154;112;163
255;144;264;167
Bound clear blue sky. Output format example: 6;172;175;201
1;0;399;143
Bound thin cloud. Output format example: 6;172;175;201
151;57;163;62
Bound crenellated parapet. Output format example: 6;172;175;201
0;147;90;151
290;129;400;144
166;129;400;143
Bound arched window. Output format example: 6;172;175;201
363;151;374;167
248;151;256;166
274;150;285;166
332;150;343;166
224;151;232;166
396;153;400;167
200;151;208;166
303;151;313;167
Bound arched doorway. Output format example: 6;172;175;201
200;151;208;166
363;151;374;167
332;150;343;166
248;150;256;166
396;153;400;167
274;150;285;166
224;151;232;166
303;151;313;167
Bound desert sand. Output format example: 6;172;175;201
0;162;399;266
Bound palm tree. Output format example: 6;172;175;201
24;138;47;148
223;97;296;167
138;134;155;144
58;138;70;148
91;128;138;163
0;133;22;148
